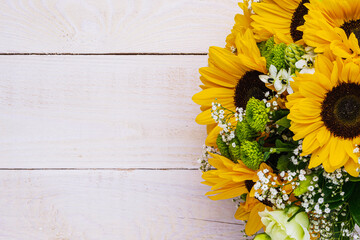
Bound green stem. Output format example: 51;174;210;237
262;147;294;153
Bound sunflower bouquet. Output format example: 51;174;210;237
193;0;360;239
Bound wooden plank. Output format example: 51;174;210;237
0;55;208;168
0;170;246;239
0;0;240;53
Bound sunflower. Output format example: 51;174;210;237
251;0;310;44
302;0;360;59
235;194;269;236
192;29;267;146
202;153;258;200
226;0;253;51
286;55;360;176
202;153;273;235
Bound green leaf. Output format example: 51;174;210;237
258;136;266;146
275;115;291;128
275;139;295;149
277;155;289;172
348;175;360;182
323;182;355;203
328;200;343;210
349;183;360;226
263;152;271;162
271;109;289;122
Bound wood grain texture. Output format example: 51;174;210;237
0;0;240;53
0;170;247;240
0;55;208;168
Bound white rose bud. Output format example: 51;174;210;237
259;206;310;240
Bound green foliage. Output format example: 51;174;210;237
349;183;360;226
263;152;271;162
323;181;355;204
277;155;290;172
216;134;231;160
332;204;355;240
348;175;360;182
294;175;313;196
270;109;290;122
275;139;295;149
275;115;291;129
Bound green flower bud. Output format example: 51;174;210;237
228;138;241;162
240;140;264;170
266;43;287;70
246;97;269;132
285;43;305;73
258;37;275;59
254;233;271;240
216;134;231;160
235;120;258;141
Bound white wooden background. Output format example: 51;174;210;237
0;0;247;239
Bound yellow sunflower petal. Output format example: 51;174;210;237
245;203;266;236
316;126;331;147
344;160;360;177
288;55;360;173
192;88;234;106
251;0;309;43
302;0;360;58
328;138;347;169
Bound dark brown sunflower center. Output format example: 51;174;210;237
245;180;255;192
234;71;269;109
290;0;310;42
340;19;360;45
321;82;360;139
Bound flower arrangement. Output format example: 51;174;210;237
193;0;360;239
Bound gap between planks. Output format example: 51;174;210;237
0;53;207;56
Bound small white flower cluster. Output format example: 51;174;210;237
298;175;335;239
291;140;309;165
266;94;281;127
253;168;300;209
299;167;357;239
197;145;219;172
211;102;234;133
322;168;349;188
295;46;316;74
210;101;238;145
299;175;323;213
266;98;279;111
310;204;357;240
234;107;245;122
219;129;236;144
